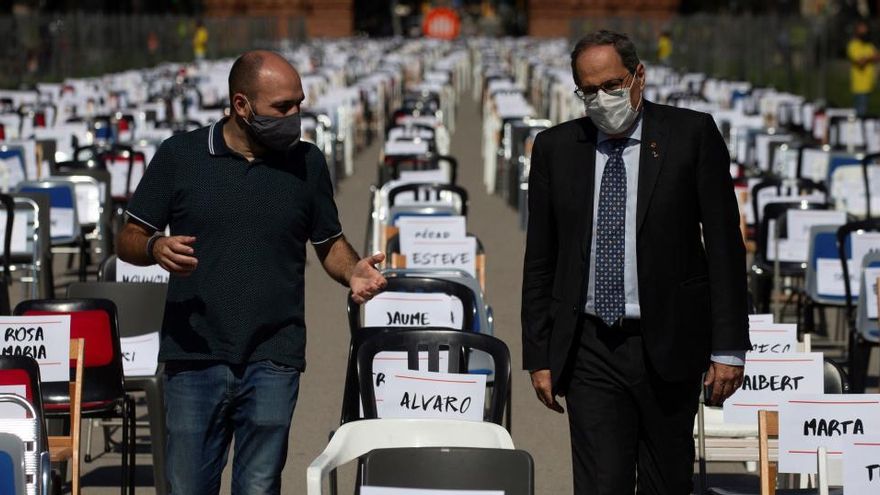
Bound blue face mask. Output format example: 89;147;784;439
244;98;302;152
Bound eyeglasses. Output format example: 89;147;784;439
574;72;634;102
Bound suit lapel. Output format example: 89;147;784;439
636;101;669;234
575;120;597;260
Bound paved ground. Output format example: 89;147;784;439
51;88;878;494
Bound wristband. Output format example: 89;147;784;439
145;232;164;264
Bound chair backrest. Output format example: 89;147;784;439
805;224;848;305
356;328;511;426
361;447;534;495
387;183;468;216
756;200;828;270
7;193;51;299
758;409;779;495
0;393;43;495
0;357;44;423
96;254;115;281
822;358;849;394
860;152;880;217
347;276;480;332
750;178;826;227
16;180;79;245
13;298;126;410
854;250;880;343
66;282;167;339
0;429;26;495
836;218;880;314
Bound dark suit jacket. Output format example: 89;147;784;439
521;100;751;393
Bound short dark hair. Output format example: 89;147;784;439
570;30;641;87
228;51;265;104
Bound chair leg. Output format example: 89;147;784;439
120;399;129;495
144;378;168;495
848;333;872;393
130;395;137;495
84;418;94;462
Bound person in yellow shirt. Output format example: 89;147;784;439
848;20;879;117
657;30;672;66
193;19;208;62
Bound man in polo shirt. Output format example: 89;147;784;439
117;51;387;494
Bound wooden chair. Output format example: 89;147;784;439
758;409;844;495
758;409;779;495
48;338;84;494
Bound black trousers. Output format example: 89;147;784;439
564;315;701;495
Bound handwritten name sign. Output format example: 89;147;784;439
379;369;486;421
817;258;859;297
865;267;880;319
397;169;450;185
405;237;477;277
119;331;160;377
779;394;880;473
0;210;28;254
723;353;824;424
748;323;798;354
844;435;880;495
0;384;27;419
363;350;450;417
0;316;70;382
364;291;462;329
851;233;880;270
749;314;775;324
787;210;847;241
397;216;466;254
116;258;169;283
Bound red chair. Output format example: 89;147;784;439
14;298;135;495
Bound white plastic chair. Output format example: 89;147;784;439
0;393;50;495
306;418;514;495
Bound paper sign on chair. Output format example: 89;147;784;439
0;315;70;382
779;394;880;474
843;434;880;495
723;353;824;424
378;369;486;422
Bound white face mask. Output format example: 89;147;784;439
584;72;642;135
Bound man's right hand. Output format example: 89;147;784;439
530;369;564;413
153;236;198;276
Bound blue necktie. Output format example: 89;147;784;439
595;138;628;326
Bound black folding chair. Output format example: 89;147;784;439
361;447;534;495
66;281;169;495
356;328;512;426
836;219;880;392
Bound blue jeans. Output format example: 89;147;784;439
854;92;870;117
163;360;301;495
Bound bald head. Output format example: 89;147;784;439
228;50;304;125
228;50;302;107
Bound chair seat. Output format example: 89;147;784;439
695;406;759;437
45;398;117;413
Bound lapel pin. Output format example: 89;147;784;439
650;141;657;148
652;150;659;158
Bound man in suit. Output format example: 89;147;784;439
522;30;750;494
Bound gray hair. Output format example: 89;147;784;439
570;30;641;87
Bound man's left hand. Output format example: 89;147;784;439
703;362;744;406
350;252;388;304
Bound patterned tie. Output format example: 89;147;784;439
595;138;629;327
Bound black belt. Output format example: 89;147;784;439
583;313;641;335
